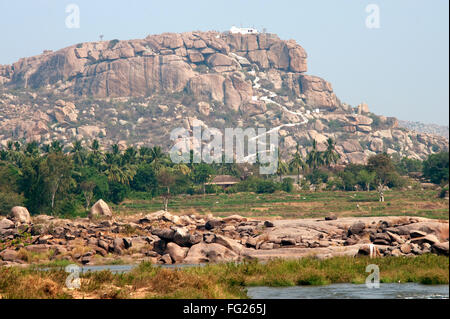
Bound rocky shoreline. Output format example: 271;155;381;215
0;203;449;267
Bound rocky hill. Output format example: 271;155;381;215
0;30;448;163
398;120;449;140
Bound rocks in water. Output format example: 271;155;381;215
1;209;448;266
153;239;167;255
10;206;31;224
89;199;112;220
165;242;188;263
184;243;238;264
160;253;173;264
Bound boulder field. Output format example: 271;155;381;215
0;206;448;267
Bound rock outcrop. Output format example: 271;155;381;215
89;199;113;220
0;30;447;163
9;206;31;224
0;211;448;267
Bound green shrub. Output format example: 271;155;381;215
256;180;277;194
281;178;294;193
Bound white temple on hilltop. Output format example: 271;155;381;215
230;26;259;35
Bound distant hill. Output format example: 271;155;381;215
398;120;449;140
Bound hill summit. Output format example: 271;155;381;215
0;30;447;162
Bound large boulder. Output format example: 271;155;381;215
173;227;202;247
0;218;15;230
0;249;19;262
165;242;189;263
89;199;112;220
213;234;245;254
299;75;339;109
183;243;238;264
9;206;31;224
432;242;449;256
348;222;366;236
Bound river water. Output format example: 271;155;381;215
247;283;449;299
47;264;449;299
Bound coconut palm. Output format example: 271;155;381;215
70;140;85;165
323;138;340;167
150;146;169;169
123;146;138;164
104;163;136;185
276;153;289;182
306;139;323;170
289;145;306;184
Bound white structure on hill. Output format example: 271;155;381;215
230;26;259;35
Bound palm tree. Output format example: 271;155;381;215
306;139;323;170
138;146;152;162
276;153;289;182
173;163;191;176
111;144;120;156
87;139;103;168
123;147;138;164
24;142;40;157
104;163;136;185
150;146;168;169
49;140;63;153
70;140;85;165
323;138;340;167
289;145;306;185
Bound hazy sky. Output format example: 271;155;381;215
0;0;448;125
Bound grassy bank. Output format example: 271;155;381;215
115;189;449;220
0;255;448;299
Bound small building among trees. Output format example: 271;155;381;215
206;175;240;188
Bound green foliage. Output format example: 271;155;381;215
131;164;157;193
306;169;329;185
395;157;423;175
422;151;449;185
256;179;277;194
0;191;24;216
108;182;129;204
281;178;294;193
367;153;403;188
327;120;344;130
439;186;449;199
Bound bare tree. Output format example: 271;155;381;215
81;181;96;210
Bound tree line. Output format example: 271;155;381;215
0;138;448;217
